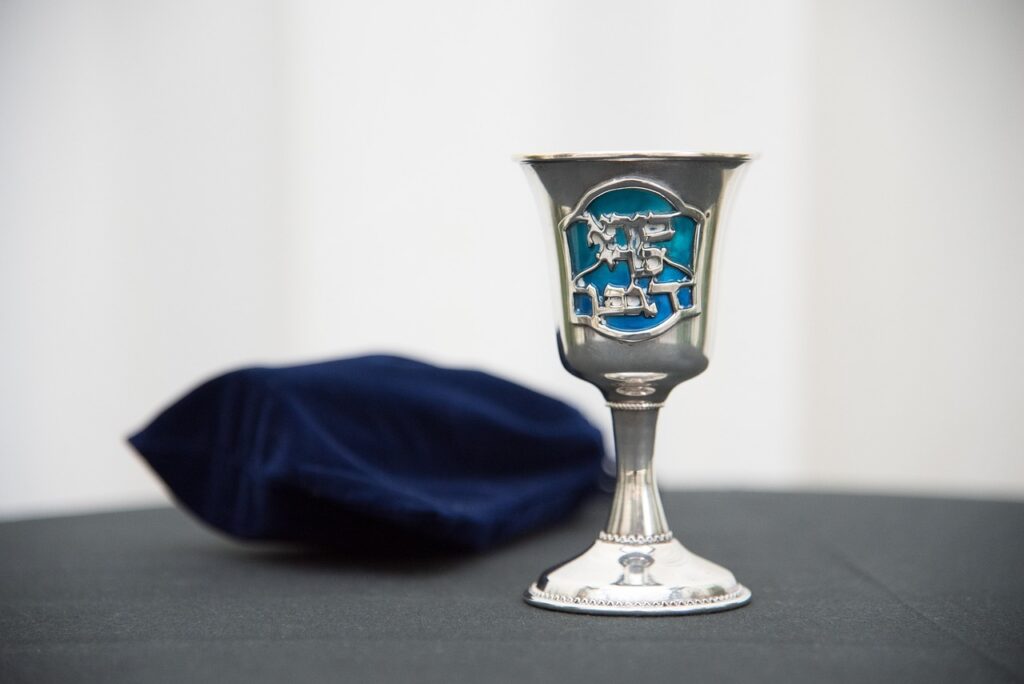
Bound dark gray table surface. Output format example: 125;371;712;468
1;491;1022;683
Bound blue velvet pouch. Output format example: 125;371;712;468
129;355;604;551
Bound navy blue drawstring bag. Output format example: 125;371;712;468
128;355;604;551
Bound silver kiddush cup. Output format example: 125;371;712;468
518;151;752;615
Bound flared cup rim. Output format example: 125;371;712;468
515;150;753;163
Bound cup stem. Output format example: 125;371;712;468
603;407;671;542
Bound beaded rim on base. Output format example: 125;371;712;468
525;585;751;615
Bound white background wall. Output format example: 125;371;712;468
1;0;1022;519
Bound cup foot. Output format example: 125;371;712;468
524;538;750;616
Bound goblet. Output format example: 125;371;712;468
518;152;752;615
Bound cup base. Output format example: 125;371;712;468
523;538;750;616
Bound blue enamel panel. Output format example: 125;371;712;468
573;293;593;316
566;187;697;334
